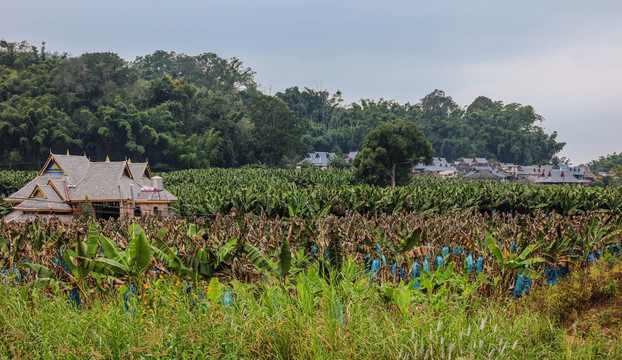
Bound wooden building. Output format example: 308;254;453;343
4;153;178;222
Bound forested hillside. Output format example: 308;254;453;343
0;40;565;170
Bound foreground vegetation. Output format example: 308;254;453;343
2;255;622;359
2;167;622;358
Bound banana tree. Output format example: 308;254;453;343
541;226;579;269
571;216;622;267
179;237;240;280
93;223;153;285
244;239;291;281
375;227;430;284
485;233;544;296
0;231;24;276
24;223;102;302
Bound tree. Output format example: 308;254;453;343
53;52;138;114
250;95;306;167
353;119;433;187
132;50;256;94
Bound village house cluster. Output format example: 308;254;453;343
414;157;597;184
300;152;603;185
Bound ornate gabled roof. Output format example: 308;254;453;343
14;185;72;212
7;154;177;208
40;153;90;184
128;162;152;186
5;178;39;203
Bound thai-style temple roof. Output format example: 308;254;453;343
534;170;582;184
13;185;72;212
4;153;177;221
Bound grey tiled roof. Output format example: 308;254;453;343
5;211;74;222
299;152;336;166
345;152;359;162
52;154;90;184
5;178;38;202
464;169;506;180
535;170;582;184
14;185;72;211
129;163;152;186
68;162;133;201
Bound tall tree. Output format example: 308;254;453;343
132;50;256;94
250;95;306;167
354;119;433;187
53;52;138;114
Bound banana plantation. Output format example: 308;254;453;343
1;168;622;358
163;168;622;219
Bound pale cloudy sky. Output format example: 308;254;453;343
3;0;621;164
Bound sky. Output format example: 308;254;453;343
3;0;622;165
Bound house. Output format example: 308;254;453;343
577;165;596;181
516;165;548;181
344;151;360;163
495;163;519;177
3;153;178;222
463;167;506;181
414;157;458;178
556;164;586;180
596;169;618;179
454;157;489;172
297;152;337;168
516;164;587;182
534;170;583;185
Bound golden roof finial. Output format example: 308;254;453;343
128;158;132;163
66;149;70;155
105;155;110;162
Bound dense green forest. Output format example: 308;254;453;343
0;40;565;170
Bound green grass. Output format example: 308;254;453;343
2;258;622;359
0;270;557;359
